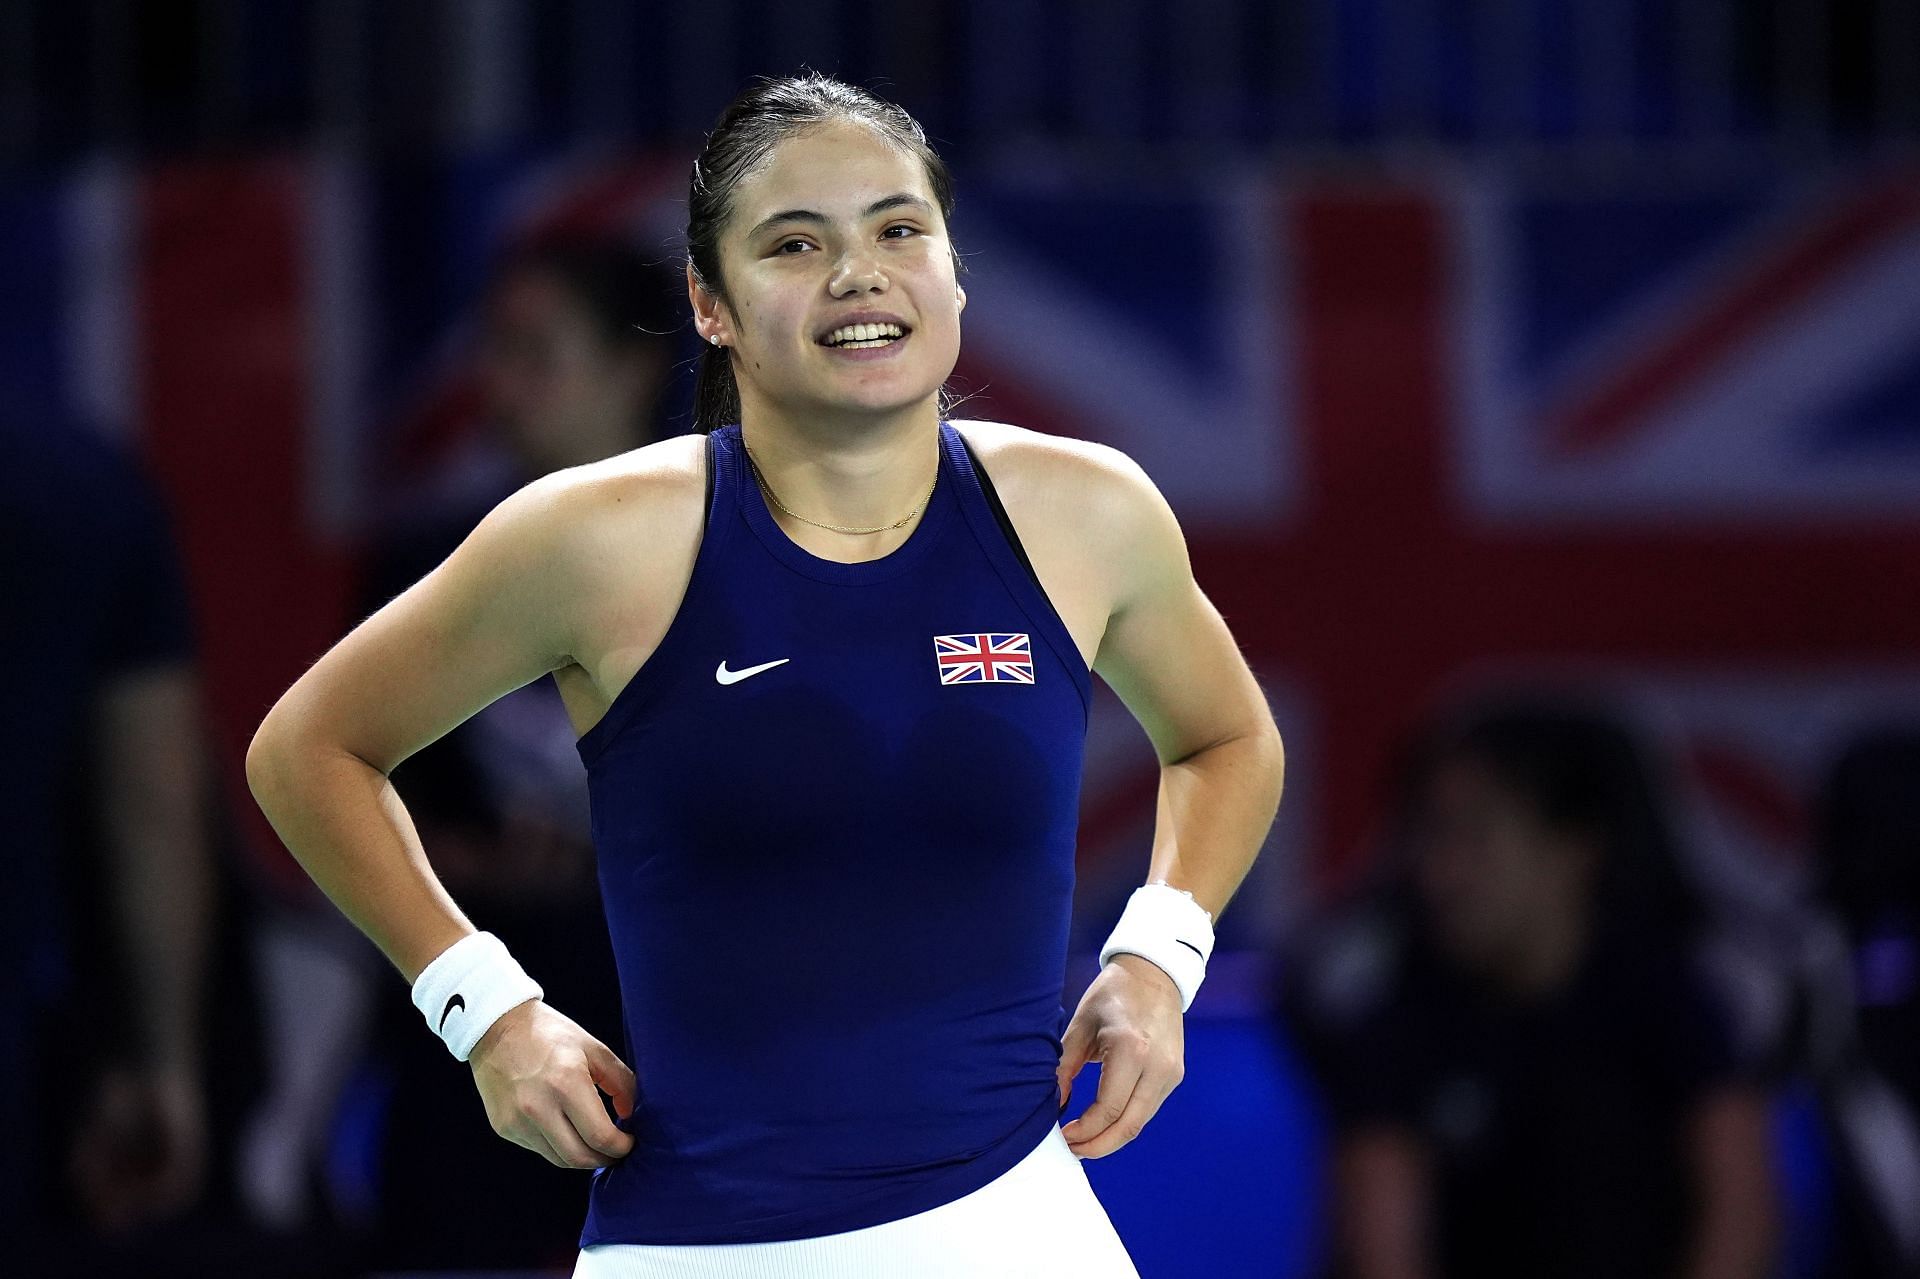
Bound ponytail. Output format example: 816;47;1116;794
692;339;739;434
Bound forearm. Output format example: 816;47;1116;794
246;727;475;983
1336;1128;1439;1279
1679;1085;1780;1279
1142;729;1285;921
96;670;214;1074
1681;1207;1778;1279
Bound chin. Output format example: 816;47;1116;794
816;385;946;419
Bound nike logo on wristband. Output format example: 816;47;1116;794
439;993;465;1032
1176;939;1204;958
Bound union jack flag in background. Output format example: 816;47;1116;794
3;152;1917;963
934;631;1036;684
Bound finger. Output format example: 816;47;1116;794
561;1077;634;1160
1056;1020;1094;1109
533;1109;607;1170
585;1040;638;1121
520;1124;571;1169
496;1103;572;1168
1066;1078;1168;1160
1061;1046;1145;1146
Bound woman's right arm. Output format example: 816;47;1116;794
244;472;636;1169
245;474;583;977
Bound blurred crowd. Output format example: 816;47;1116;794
5;227;1918;1279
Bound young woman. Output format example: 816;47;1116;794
246;73;1285;1277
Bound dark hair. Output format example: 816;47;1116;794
489;236;683;351
1814;727;1920;932
1384;693;1705;945
685;72;965;434
486;235;686;443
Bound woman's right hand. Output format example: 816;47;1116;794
469;1000;637;1169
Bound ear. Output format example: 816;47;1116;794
955;283;967;314
688;261;728;346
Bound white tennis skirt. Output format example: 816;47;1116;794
570;1121;1142;1279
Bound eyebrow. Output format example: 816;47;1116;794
746;193;933;241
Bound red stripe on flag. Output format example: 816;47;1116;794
1544;178;1920;457
138;157;356;902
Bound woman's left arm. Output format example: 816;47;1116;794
1055;443;1286;1158
1089;443;1287;919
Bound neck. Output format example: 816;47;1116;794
736;395;944;533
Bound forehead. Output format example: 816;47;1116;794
728;119;933;230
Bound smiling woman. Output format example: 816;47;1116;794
681;76;966;450
246;68;1284;1279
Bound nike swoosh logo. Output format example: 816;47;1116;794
439;993;465;1032
1175;939;1204;958
716;657;790;685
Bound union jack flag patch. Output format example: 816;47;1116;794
934;633;1035;684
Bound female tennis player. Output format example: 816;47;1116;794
246;73;1285;1277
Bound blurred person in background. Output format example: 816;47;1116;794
1803;729;1920;1277
354;234;688;1270
0;418;215;1268
1280;694;1779;1279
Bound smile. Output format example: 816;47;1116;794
819;321;908;350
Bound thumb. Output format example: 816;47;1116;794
1056;1017;1095;1109
584;1040;637;1120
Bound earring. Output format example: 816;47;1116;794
709;334;721;346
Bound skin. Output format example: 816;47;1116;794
1412;757;1597;1001
67;665;214;1231
687;119;970;548
407;267;673;909
1336;758;1779;1278
477;267;669;475
247;116;1284;1174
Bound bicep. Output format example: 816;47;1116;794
1088;449;1278;765
251;478;584;776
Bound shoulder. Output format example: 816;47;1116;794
456;432;708;640
948;419;1173;540
949;418;1188;612
948;417;1148;491
511;431;708;557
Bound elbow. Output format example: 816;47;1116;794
244;715;288;809
1251;718;1286;784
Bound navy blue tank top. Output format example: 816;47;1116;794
573;421;1093;1246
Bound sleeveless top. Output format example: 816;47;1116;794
572;420;1094;1247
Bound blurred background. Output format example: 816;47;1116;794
4;1;1918;1276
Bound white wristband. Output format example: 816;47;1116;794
1098;883;1216;1013
410;931;544;1062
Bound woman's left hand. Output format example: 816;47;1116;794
1055;953;1186;1159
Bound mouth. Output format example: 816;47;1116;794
816;320;911;351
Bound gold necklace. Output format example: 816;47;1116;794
743;441;939;535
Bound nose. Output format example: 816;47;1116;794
829;245;888;296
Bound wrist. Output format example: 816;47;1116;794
1098;883;1217;1013
409;931;544;1061
1106;951;1181;998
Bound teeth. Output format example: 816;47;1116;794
825;322;904;345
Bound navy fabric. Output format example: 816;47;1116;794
575;421;1092;1246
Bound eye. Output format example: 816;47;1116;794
774;238;814;255
882;224;919;240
